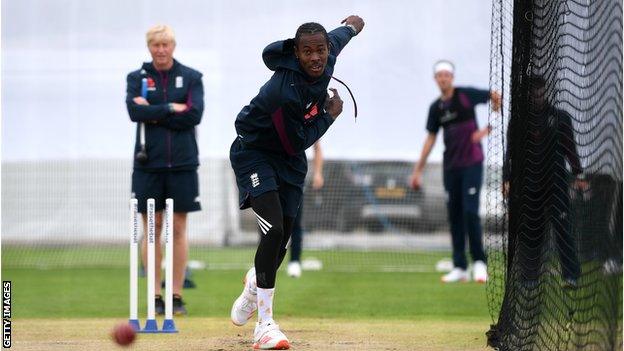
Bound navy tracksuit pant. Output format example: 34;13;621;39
289;204;303;262
443;163;487;269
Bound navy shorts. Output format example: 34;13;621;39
229;139;305;218
131;169;201;213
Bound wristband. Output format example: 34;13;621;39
345;24;358;36
168;103;175;113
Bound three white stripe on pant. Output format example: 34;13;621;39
254;211;273;234
253;210;290;248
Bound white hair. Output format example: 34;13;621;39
146;25;176;46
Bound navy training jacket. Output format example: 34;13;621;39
126;59;204;170
234;26;355;156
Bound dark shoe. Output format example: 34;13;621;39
173;294;187;315
183;278;197;289
155;294;165;315
563;277;579;289
161;278;196;289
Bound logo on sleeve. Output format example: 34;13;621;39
304;104;319;120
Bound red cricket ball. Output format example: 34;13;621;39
111;322;136;347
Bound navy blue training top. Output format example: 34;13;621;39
426;87;490;170
126;59;204;170
502;104;582;182
234;26;355;156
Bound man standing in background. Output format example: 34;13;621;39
411;60;500;283
502;75;585;287
126;24;204;315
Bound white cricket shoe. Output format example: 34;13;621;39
603;259;622;275
253;319;290;350
441;267;470;283
231;267;257;326
287;261;302;278
473;260;488;283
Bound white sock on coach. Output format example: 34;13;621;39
257;287;275;323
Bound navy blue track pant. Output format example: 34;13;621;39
443;163;487;269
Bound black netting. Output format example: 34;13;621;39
487;0;623;350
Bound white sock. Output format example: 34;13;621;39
257;287;275;323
